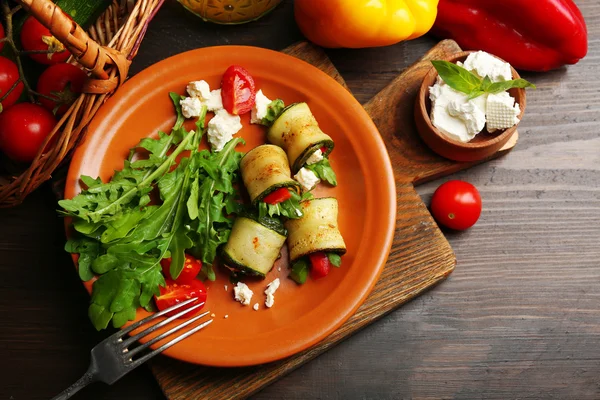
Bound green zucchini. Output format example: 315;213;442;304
55;0;113;30
221;216;287;278
267;102;335;173
285;197;346;262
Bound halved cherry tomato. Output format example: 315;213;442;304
430;180;482;231
160;254;202;284
309;252;331;280
21;16;71;65
221;65;255;115
37;63;87;115
263;187;292;205
0;56;23;109
154;279;207;318
0;24;5;52
0;103;57;162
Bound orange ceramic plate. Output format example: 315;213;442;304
65;46;396;367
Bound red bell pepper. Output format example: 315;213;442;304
431;0;588;72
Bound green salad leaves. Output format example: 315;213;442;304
61;94;244;330
305;158;337;186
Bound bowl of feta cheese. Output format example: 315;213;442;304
415;51;528;162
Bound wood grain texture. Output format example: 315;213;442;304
1;1;598;399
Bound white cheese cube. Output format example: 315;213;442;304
463;51;512;83
486;92;520;132
207;109;242;152
264;278;280;308
251;89;272;124
305;149;324;165
180;97;203;119
205;89;223;112
233;282;253;306
186;80;211;100
293;167;320;191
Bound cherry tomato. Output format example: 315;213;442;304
36;63;87;115
154;279;207;318
309;252;331;280
0;103;57;163
0;24;5;52
221;65;255;115
0;56;24;109
430;180;482;231
160;254;202;284
21;16;71;65
263;187;292;205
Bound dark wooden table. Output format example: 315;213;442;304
2;1;599;399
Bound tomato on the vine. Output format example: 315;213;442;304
430;180;482;231
37;63;87;115
0;103;57;163
21;16;71;65
0;23;5;52
221;65;256;115
0;57;24;109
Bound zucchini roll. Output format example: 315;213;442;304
284;197;346;284
221;215;287;278
241;144;305;219
268;102;337;188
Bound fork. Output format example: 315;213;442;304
51;298;212;400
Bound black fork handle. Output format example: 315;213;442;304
51;367;97;400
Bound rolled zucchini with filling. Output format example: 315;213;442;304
268;102;337;190
221;215;287;278
241;144;305;219
285;197;346;284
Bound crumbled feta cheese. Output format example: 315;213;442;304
305;149;324;165
186;80;211;100
180;97;202;119
486;92;521;132
294;167;320;191
205;89;223;112
447;100;486;138
253;303;259;311
264;278;280;308
233;282;253;306
211;313;216;318
251;90;271;124
463;51;512;83
224;285;228;291
207;109;242;152
224;314;229;319
278;267;281;272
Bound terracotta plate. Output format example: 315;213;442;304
65;46;396;367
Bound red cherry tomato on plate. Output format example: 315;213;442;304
0;24;5;52
221;65;256;115
430;180;482;230
37;63;87;115
263;187;292;205
21;16;71;65
154;279;207;318
160;254;202;284
0;56;24;109
0;103;57;163
309;252;331;280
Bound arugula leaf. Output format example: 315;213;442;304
487;79;536;94
327;253;342;268
64;238;100;281
431;60;481;95
305;158;337;186
259;99;285;126
258;190;304;220
290;258;309;284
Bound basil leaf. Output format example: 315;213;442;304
480;76;493;91
431;60;481;95
290;259;309;284
467;90;486;100
327;253;342;268
487;79;536;94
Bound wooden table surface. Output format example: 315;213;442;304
1;1;599;399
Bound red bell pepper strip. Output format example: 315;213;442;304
431;0;588;72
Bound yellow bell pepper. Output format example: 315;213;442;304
294;0;439;48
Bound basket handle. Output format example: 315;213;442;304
18;0;130;91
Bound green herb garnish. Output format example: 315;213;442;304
305;158;337;186
259;99;285;126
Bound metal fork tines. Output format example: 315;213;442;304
52;298;212;400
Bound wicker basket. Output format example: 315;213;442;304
0;0;165;207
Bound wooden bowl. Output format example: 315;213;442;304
414;51;526;162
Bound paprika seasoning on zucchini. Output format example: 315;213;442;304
431;0;588;71
240;144;304;220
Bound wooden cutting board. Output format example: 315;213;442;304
148;39;517;399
